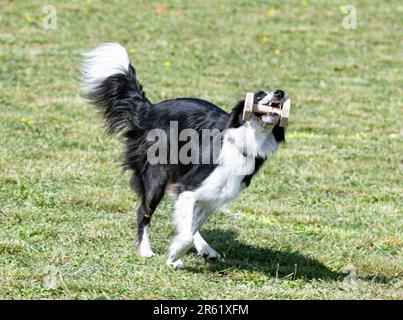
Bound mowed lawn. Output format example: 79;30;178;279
0;0;402;299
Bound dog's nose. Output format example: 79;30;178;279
273;90;285;99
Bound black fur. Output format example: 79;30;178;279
85;63;285;244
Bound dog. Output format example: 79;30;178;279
81;43;286;268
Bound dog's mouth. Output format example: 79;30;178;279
259;91;286;110
265;98;283;109
260;98;284;125
251;90;287;126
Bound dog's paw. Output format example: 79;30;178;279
139;246;155;258
139;251;155;258
166;258;185;269
198;248;221;261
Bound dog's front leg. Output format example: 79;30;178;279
194;231;220;261
167;191;196;269
191;204;220;261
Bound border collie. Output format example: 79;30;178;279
81;43;286;268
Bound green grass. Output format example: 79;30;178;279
0;0;402;299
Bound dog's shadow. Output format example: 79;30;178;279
188;229;343;281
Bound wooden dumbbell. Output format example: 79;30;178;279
242;92;291;127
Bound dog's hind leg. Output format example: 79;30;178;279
136;170;166;258
137;208;157;258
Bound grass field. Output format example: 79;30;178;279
0;0;402;299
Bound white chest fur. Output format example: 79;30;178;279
194;118;278;207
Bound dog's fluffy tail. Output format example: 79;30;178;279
80;43;151;134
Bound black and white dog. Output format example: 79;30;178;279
81;43;286;268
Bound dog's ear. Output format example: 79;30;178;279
272;123;285;143
226;100;244;128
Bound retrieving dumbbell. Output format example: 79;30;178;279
242;92;291;127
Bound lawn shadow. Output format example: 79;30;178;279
188;230;398;284
188;229;343;281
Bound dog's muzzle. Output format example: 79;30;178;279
259;90;286;125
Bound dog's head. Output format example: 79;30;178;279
227;89;287;143
253;90;286;126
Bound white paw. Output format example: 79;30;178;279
167;258;185;269
139;251;155;258
198;248;221;261
139;246;155;258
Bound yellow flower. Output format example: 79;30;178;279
129;48;136;54
220;4;225;10
274;49;281;55
302;0;308;7
28;103;36;108
164;60;172;67
261;36;269;43
267;8;278;17
339;5;347;12
25;14;34;23
20;118;33;124
224;71;230;77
